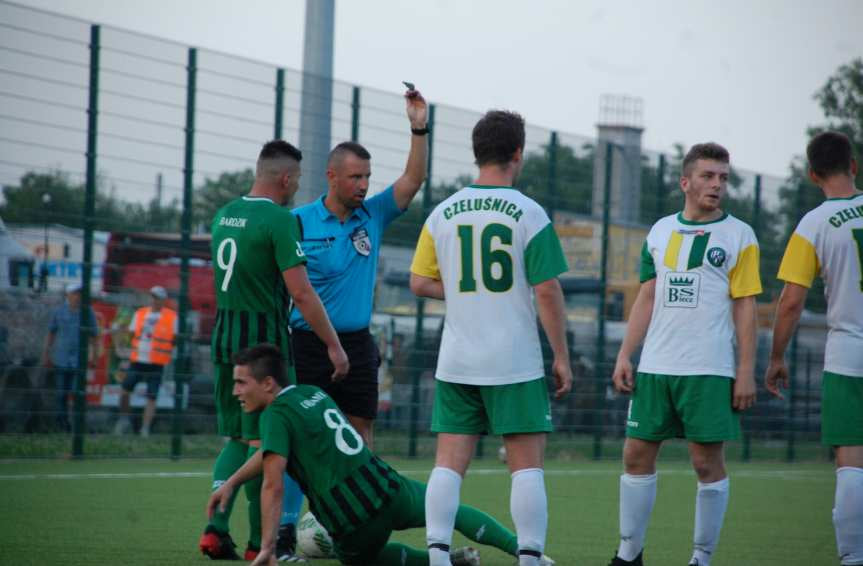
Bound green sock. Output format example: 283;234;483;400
375;542;429;566
245;445;262;548
208;438;247;533
454;503;519;556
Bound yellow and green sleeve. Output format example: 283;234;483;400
729;243;762;298
410;225;440;279
776;233;819;288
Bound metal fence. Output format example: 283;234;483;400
0;1;829;461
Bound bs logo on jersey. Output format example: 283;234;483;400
663;271;701;308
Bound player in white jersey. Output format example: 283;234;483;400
609;143;761;566
765;131;863;566
410;110;572;566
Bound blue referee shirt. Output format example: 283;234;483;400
290;185;403;332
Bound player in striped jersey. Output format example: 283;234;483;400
609;143;761;566
765;131;863;566
201;140;349;560
207;344;546;566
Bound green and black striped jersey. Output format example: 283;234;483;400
260;385;402;538
210;196;306;364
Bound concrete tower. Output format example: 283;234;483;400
592;95;644;223
296;0;335;205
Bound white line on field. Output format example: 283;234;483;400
0;468;832;481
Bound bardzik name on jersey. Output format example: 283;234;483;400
410;185;568;386
777;193;863;377
639;212;762;378
210;196;306;364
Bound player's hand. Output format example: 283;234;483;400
612;357;634;393
250;547;277;566
764;361;789;400
551;357;573;399
206;483;235;519
404;87;428;129
732;372;757;411
328;344;349;382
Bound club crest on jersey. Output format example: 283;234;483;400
350;227;371;256
663;271;701;308
707;247;726;267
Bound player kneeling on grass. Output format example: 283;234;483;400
207;344;551;566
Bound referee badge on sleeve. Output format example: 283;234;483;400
351;227;371;256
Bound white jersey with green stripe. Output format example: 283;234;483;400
410;185;569;385
639;212;762;378
777;193;863;377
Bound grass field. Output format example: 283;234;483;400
0;455;838;566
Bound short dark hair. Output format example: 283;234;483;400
471;110;525;167
327;141;371;167
232;344;288;387
681;142;730;177
259;140;302;163
807;131;854;179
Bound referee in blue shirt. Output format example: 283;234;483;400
274;86;427;560
290;85;429;447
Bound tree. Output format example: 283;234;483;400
0;170;182;233
517;142;595;215
194;169;255;231
0;170;83;227
776;57;863;311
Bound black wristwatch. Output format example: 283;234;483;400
411;126;430;136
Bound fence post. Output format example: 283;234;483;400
741;174;762;463
547;131;558;220
593;141;613;460
73;23;100;459
786;330;798;462
274;68;285;139
172;47;197;460
655;153;666;221
351;86;361;143
753;175;762;235
408;103;435;458
804;348;811;435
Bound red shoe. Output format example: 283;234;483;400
244;544;260;561
199;526;240;560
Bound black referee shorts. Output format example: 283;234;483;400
291;328;381;420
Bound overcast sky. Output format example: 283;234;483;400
10;0;863;178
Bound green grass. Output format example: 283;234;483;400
0;456;837;565
0;431;833;463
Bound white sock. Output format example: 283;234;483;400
426;466;461;566
618;472;657;561
690;477;730;566
511;468;547;565
834;467;863;565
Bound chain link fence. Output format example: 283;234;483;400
0;2;828;461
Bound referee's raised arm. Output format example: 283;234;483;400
392;85;429;210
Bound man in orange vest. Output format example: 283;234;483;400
113;286;178;437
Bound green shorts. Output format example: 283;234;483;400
334;474;425;564
431;377;553;436
625;372;739;443
214;362;260;440
822;371;863;446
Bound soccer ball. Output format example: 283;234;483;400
296;511;336;559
